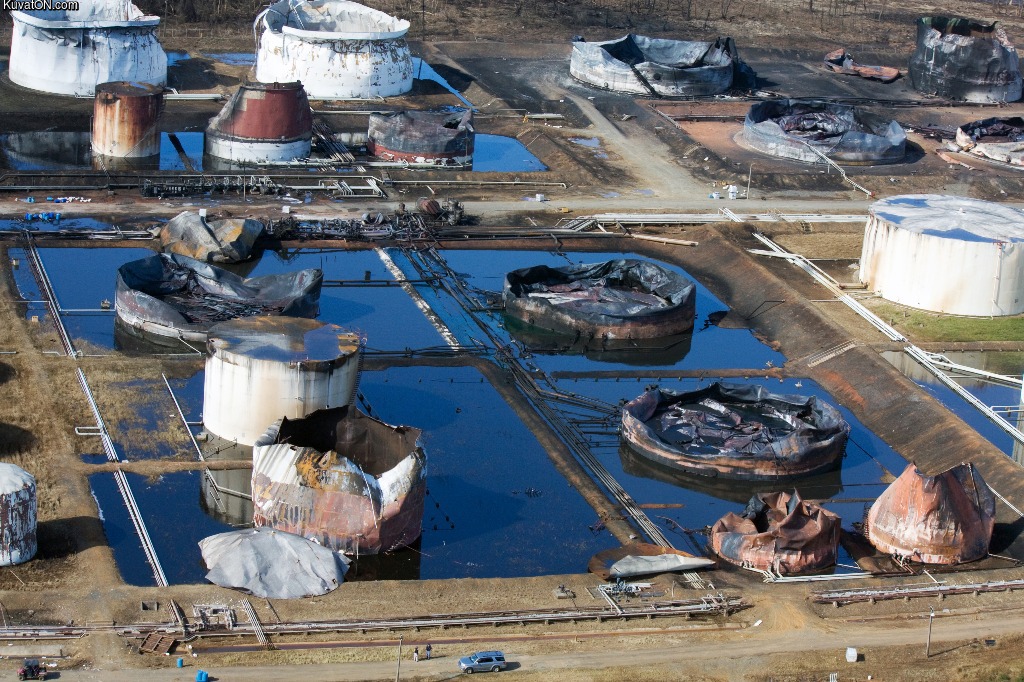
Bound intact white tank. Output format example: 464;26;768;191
254;0;413;100
0;464;37;566
203;317;362;446
860;195;1024;316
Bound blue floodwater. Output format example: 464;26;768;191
570;137;601;148
0;217;126;233
160;133;205;171
0;131;204;171
412;58;473;108
472;135;547;172
203;52;256;66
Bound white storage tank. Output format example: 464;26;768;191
203;317;362;446
0;464;37;566
860;195;1024;316
254;0;413;100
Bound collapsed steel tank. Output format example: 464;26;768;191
114;253;322;344
205;82;313;165
502;259;696;349
254;0;413;99
954;116;1024;165
0;464;37;566
252;405;426;555
366;109;474;166
710;491;840;575
866;462;995;564
742;100;906;165
620;382;849;481
909;17;1022;103
570;34;753;97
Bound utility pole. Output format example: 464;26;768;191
746;163;753;200
396;635;404;681
925;606;935;657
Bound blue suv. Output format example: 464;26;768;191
458;651;508;673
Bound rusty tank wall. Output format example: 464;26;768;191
205;82;313;164
203;317;362;446
366;109;474;165
0;464;37;566
91;81;164;159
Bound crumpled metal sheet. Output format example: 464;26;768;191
114;253;322;341
621;382;849;481
252;406;426;555
9;0;166;96
503;259;696;342
954;116;1024;164
711;491;840;575
570;34;754;97
159;211;265;264
588;541;714;580
200;527;350;599
743;99;906;165
867;462;995;564
367;109;474;163
823;49;900;83
0;464;36;567
909;16;1022;103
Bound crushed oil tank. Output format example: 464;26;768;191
502;259;696;346
203;318;362;446
114;253;322;343
200;527;350;599
620;382;849;481
8;0;167;97
823;49;900;83
254;0;413;100
366;109;474;166
504;319;692;366
860;194;1024;316
710;491;840;575
205;81;313;164
588;542;714;580
909;17;1022;103
742;99;906;165
251;405;426;556
91;81;164;159
570;34;755;97
866;462;995;565
0;464;36;566
954;116;1024;165
159;211;265;263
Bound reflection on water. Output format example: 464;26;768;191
504;315;693;366
0;131;203;171
473;134;546;172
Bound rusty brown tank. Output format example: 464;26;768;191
866;462;995;564
205;81;313;164
91;81;164;158
710;491;840;575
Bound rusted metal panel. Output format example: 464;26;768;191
710;491;840;575
252;406;426;555
823;49;900;83
866;462;995;565
620;383;848;481
0;464;36;566
205;82;312;163
138;633;177;655
367;109;474;165
92;81;164;158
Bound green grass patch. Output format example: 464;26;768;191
865;301;1024;343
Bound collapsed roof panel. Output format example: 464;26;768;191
159;211;265;264
252;405;426;555
367;109;474;166
588;542;714;580
114;253;322;342
909;16;1022;103
502;259;696;345
200;527;351;599
866;462;995;564
743;99;906;165
823;49;900;83
710;491;841;575
570;34;753;97
621;382;849;481
954;116;1024;165
9;0;167;96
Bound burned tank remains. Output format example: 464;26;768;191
570;34;753;97
0;464;37;566
252;405;426;556
205;82;313;165
621;382;849;481
366;109;474;166
588;542;715;580
503;259;696;350
954;116;1024;165
159;211;265;263
823;49;900;83
909;17;1022;103
742;100;906;165
710;491;840;575
114;253;322;343
867;462;995;565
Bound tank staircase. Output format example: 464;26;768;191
312;120;356;164
627;63;660;97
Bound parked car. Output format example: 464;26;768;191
17;659;46;681
458;650;507;673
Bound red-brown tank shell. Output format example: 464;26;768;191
207;81;313;142
91;81;164;158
